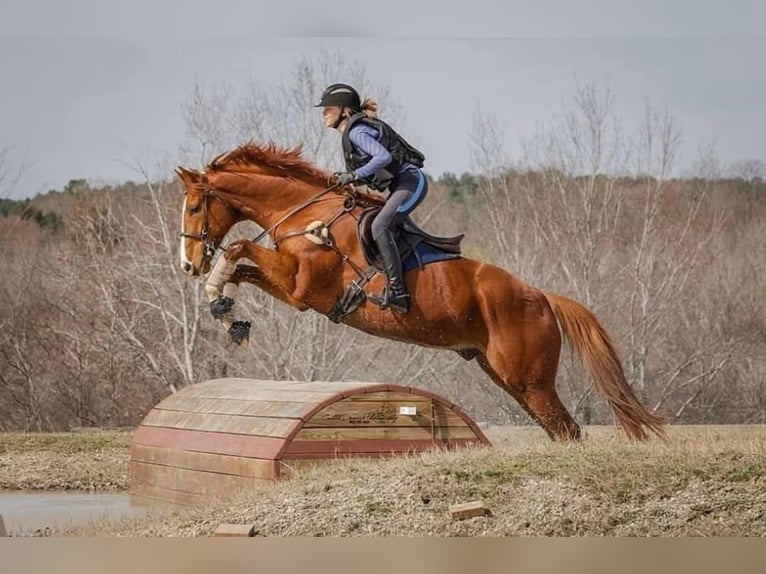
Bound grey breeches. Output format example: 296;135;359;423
371;168;428;239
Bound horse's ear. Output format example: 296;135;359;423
175;166;199;186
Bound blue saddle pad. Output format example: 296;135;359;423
402;243;461;273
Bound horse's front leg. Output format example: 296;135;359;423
205;240;308;346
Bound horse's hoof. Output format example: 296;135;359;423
210;295;235;319
228;320;251;346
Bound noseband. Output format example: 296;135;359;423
179;178;220;263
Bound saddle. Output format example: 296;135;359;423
327;206;465;324
356;207;465;272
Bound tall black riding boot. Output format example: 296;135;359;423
368;229;410;314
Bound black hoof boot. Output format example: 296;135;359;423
210;295;235;320
227;320;251;346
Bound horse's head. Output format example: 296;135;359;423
176;166;239;276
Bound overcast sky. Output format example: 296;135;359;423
2;0;765;198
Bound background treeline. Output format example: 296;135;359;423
0;52;763;431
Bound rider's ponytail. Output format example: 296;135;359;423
361;97;378;119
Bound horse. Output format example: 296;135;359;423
175;141;666;442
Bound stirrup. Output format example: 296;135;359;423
369;285;410;313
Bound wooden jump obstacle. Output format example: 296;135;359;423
129;377;490;507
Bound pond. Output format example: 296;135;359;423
0;491;154;536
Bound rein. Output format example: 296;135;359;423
181;172;388;324
180;174;372;276
250;180;344;245
272;192;370;277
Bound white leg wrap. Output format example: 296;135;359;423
204;256;249;344
205;257;236;302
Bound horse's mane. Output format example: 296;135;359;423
206;141;332;187
204;140;385;207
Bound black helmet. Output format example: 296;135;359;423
315;83;361;110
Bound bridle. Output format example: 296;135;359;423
179;186;219;262
179;173;361;268
179;172;387;323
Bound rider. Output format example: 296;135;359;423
315;82;427;314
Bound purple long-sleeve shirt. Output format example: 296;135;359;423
348;124;394;180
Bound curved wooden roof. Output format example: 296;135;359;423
134;378;489;459
130;378;490;506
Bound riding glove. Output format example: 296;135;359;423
334;172;356;185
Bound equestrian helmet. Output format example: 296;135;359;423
315;83;361;110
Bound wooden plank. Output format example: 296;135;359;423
182;378;348;397
131;461;269;497
177;379;397;401
158;396;311;419
279;439;483;474
449;501;488;520
283;437;482;457
303;399;467;428
132;426;285;459
185;384;325;396
293;425;480;442
141;409;298;438
288;381;379;393
178;387;339;403
198;378;376;391
130;483;216;508
402;387;456;409
213;523;256;537
341;391;416;402
130;444;276;479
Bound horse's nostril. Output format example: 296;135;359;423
182;262;192;273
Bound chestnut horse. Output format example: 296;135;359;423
176;142;666;442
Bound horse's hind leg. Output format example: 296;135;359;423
476;303;582;442
475;354;547;433
477;350;581;441
524;382;582;441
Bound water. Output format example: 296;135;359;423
0;491;151;536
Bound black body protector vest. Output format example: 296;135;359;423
341;112;426;191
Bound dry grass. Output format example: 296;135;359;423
0;431;130;491
38;425;766;537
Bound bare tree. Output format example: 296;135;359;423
73;163;216;394
0;219;66;430
172;49;445;387
3;69;763;431
467;77;745;425
727;158;764;183
180;49;401;172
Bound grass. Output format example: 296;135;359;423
0;430;131;454
58;425;766;536
2;425;765;536
0;430;131;491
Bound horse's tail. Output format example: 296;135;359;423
542;290;667;441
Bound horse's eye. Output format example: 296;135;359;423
189;204;201;215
